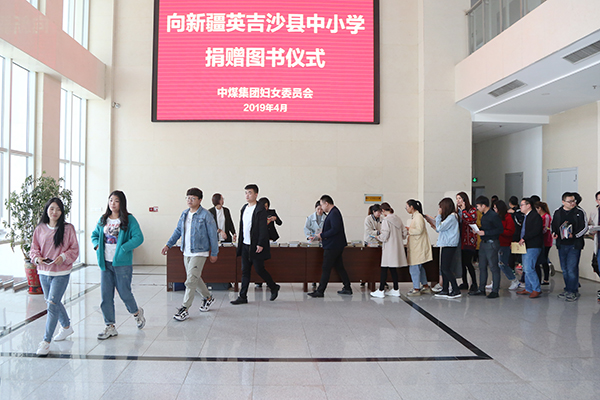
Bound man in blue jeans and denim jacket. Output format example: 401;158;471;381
516;198;543;298
552;192;588;302
162;188;219;320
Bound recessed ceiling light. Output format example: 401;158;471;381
541;93;550;96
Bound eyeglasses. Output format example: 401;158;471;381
563;199;576;203
185;196;199;201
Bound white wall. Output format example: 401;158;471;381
83;0;472;265
543;102;599;282
473;126;543;201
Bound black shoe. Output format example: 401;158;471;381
541;281;550;286
230;297;248;305
468;290;484;296
255;283;263;288
337;288;353;295
458;283;469;290
469;283;478;292
307;291;324;298
448;291;462;299
487;291;499;299
270;284;280;301
360;282;366;287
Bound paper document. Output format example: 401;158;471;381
469;224;480;233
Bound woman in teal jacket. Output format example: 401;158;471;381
91;190;145;340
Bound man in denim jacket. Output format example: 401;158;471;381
162;188;219;321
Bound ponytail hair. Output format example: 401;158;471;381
406;199;423;215
380;202;394;214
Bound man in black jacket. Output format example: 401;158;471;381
308;195;352;297
517;197;544;298
231;184;280;305
552;192;588;302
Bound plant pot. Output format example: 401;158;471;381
24;260;43;295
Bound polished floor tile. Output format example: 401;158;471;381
1;265;600;400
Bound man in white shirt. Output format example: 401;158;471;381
231;184;280;304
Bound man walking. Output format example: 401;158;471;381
231;184;280;304
552;192;588;302
162;188;219;321
308;195;352;297
516;197;544;298
470;196;504;298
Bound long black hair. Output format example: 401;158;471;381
100;190;130;231
495;200;509;220
39;197;66;248
406;199;423;215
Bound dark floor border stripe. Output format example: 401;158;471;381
401;296;492;359
0;352;489;362
0;283;100;339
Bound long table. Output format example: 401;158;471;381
166;246;440;292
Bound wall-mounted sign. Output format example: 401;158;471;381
364;194;382;203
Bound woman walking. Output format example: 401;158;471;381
31;198;79;356
91;190;145;340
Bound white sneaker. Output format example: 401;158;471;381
407;289;421;297
36;341;50;356
53;326;74;341
386;289;401;297
508;279;520;290
431;284;443;293
485;282;493;290
134;307;146;329
370;289;385;298
97;325;118;340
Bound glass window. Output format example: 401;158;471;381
10;64;30;153
485;0;502;43
59;89;86;263
524;0;545;15
63;0;90;49
72;96;82;162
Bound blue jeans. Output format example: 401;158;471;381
409;264;427;289
39;274;71;342
498;246;516;281
558;245;581;294
101;261;139;325
522;247;542;293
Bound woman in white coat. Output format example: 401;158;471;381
371;203;408;298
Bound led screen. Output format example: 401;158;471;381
152;0;379;123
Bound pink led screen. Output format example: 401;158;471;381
152;0;379;123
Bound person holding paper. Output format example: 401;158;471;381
305;201;326;240
30;198;79;356
456;192;478;291
470;196;504;298
517;198;544;298
552;192;588;302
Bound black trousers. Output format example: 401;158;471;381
239;244;276;299
440;247;459;293
316;247;351;294
461;249;477;285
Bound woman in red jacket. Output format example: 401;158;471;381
456;192;478;291
494;200;520;290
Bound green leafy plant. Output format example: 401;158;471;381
3;173;72;259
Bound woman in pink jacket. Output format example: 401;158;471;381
30;197;79;356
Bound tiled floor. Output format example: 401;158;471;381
1;265;599;399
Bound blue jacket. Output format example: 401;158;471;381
304;212;326;238
435;213;460;247
321;206;347;250
166;207;219;256
91;214;144;269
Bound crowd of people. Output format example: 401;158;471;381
29;186;600;356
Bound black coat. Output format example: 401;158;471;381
208;206;236;242
266;209;282;241
236;204;271;260
320;206;347;250
521;210;543;248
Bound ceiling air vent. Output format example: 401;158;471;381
563;39;600;64
488;80;526;98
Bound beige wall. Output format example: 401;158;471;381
473;127;543;201
543;102;600;282
83;0;471;265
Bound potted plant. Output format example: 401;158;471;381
3;173;72;294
